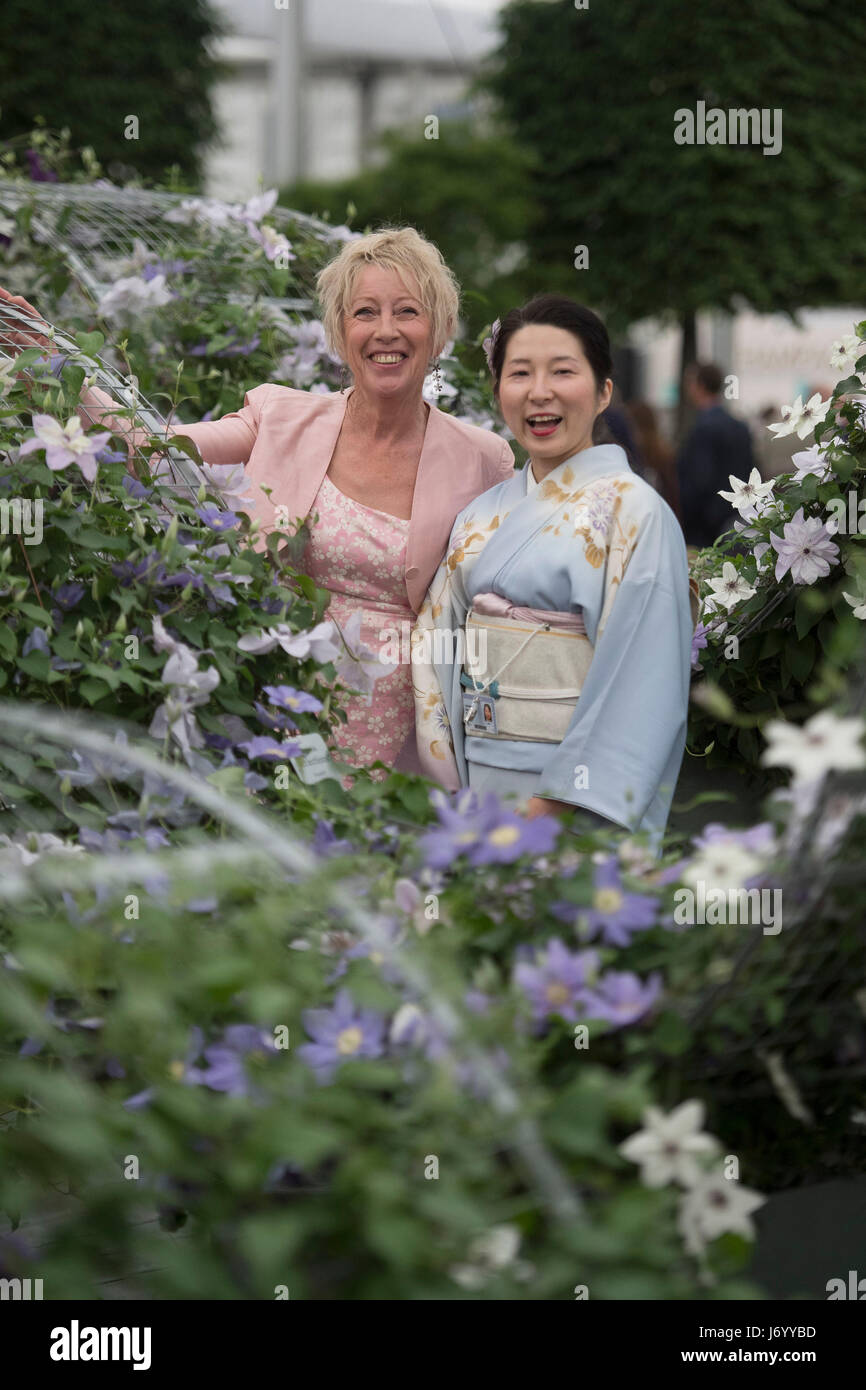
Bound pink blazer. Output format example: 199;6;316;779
166;384;515;614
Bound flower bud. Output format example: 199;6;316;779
161;515;178;553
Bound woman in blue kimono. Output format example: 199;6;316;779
411;295;698;848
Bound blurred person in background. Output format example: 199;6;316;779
625;398;681;522
599;383;644;476
676;362;753;547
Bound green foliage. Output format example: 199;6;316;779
0;1;225;186
486;0;866;329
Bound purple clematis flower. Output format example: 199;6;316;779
514;938;600;1023
312;819;354;858
196;505;239;531
22;627;50;656
691;821;775;855
96;446;128;465
26;148;58;182
253;699;287;732
263;684;324;716
421;789;559;870
342;918;405;983
582;970;663;1028
121;473;153;501
582;857;659;947
185;1024;276;1096
52;581;86;611
238;734;302;761
298;989;386;1084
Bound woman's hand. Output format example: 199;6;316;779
0;285;51;351
524;796;573;820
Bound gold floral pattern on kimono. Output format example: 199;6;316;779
541;476;637;571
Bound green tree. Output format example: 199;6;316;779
0;0;225;185
486;0;866;391
282;123;538;337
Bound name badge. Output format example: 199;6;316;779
462;691;498;734
287;733;343;785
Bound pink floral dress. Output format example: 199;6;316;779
302;473;416;774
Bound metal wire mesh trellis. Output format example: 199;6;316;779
0;177;339;311
0;298;209;502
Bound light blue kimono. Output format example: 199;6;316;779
411;444;697;847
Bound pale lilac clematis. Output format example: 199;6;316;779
237;620;341;663
19;414;110;483
790;445;833;483
333;609;391;697
769;506;840;584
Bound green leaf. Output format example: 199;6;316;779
76;529;128;553
14;602;52;623
784;634;815;685
73;330;105;357
794;589;825;639
0;626;16;659
16;651;51;681
78;677;110;704
206;765;248;795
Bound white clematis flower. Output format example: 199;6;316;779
619;1100;720;1189
677;1172;765;1257
761;710;866;786
718;468;775;520
705;561;756;612
767;392;832;441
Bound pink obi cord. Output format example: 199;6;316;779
471;590;586;633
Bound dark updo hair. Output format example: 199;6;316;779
489;294;613;397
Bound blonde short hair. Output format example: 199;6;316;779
316;226;459;360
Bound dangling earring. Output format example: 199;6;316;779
340;364;349;394
432;358;443;394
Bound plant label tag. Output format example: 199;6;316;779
288;733;342;785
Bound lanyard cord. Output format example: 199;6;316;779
463;620;551;727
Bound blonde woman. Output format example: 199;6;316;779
4;229;513;774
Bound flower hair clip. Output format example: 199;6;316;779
482;318;501;373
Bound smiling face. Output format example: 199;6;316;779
497;324;612;471
342;265;436;405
